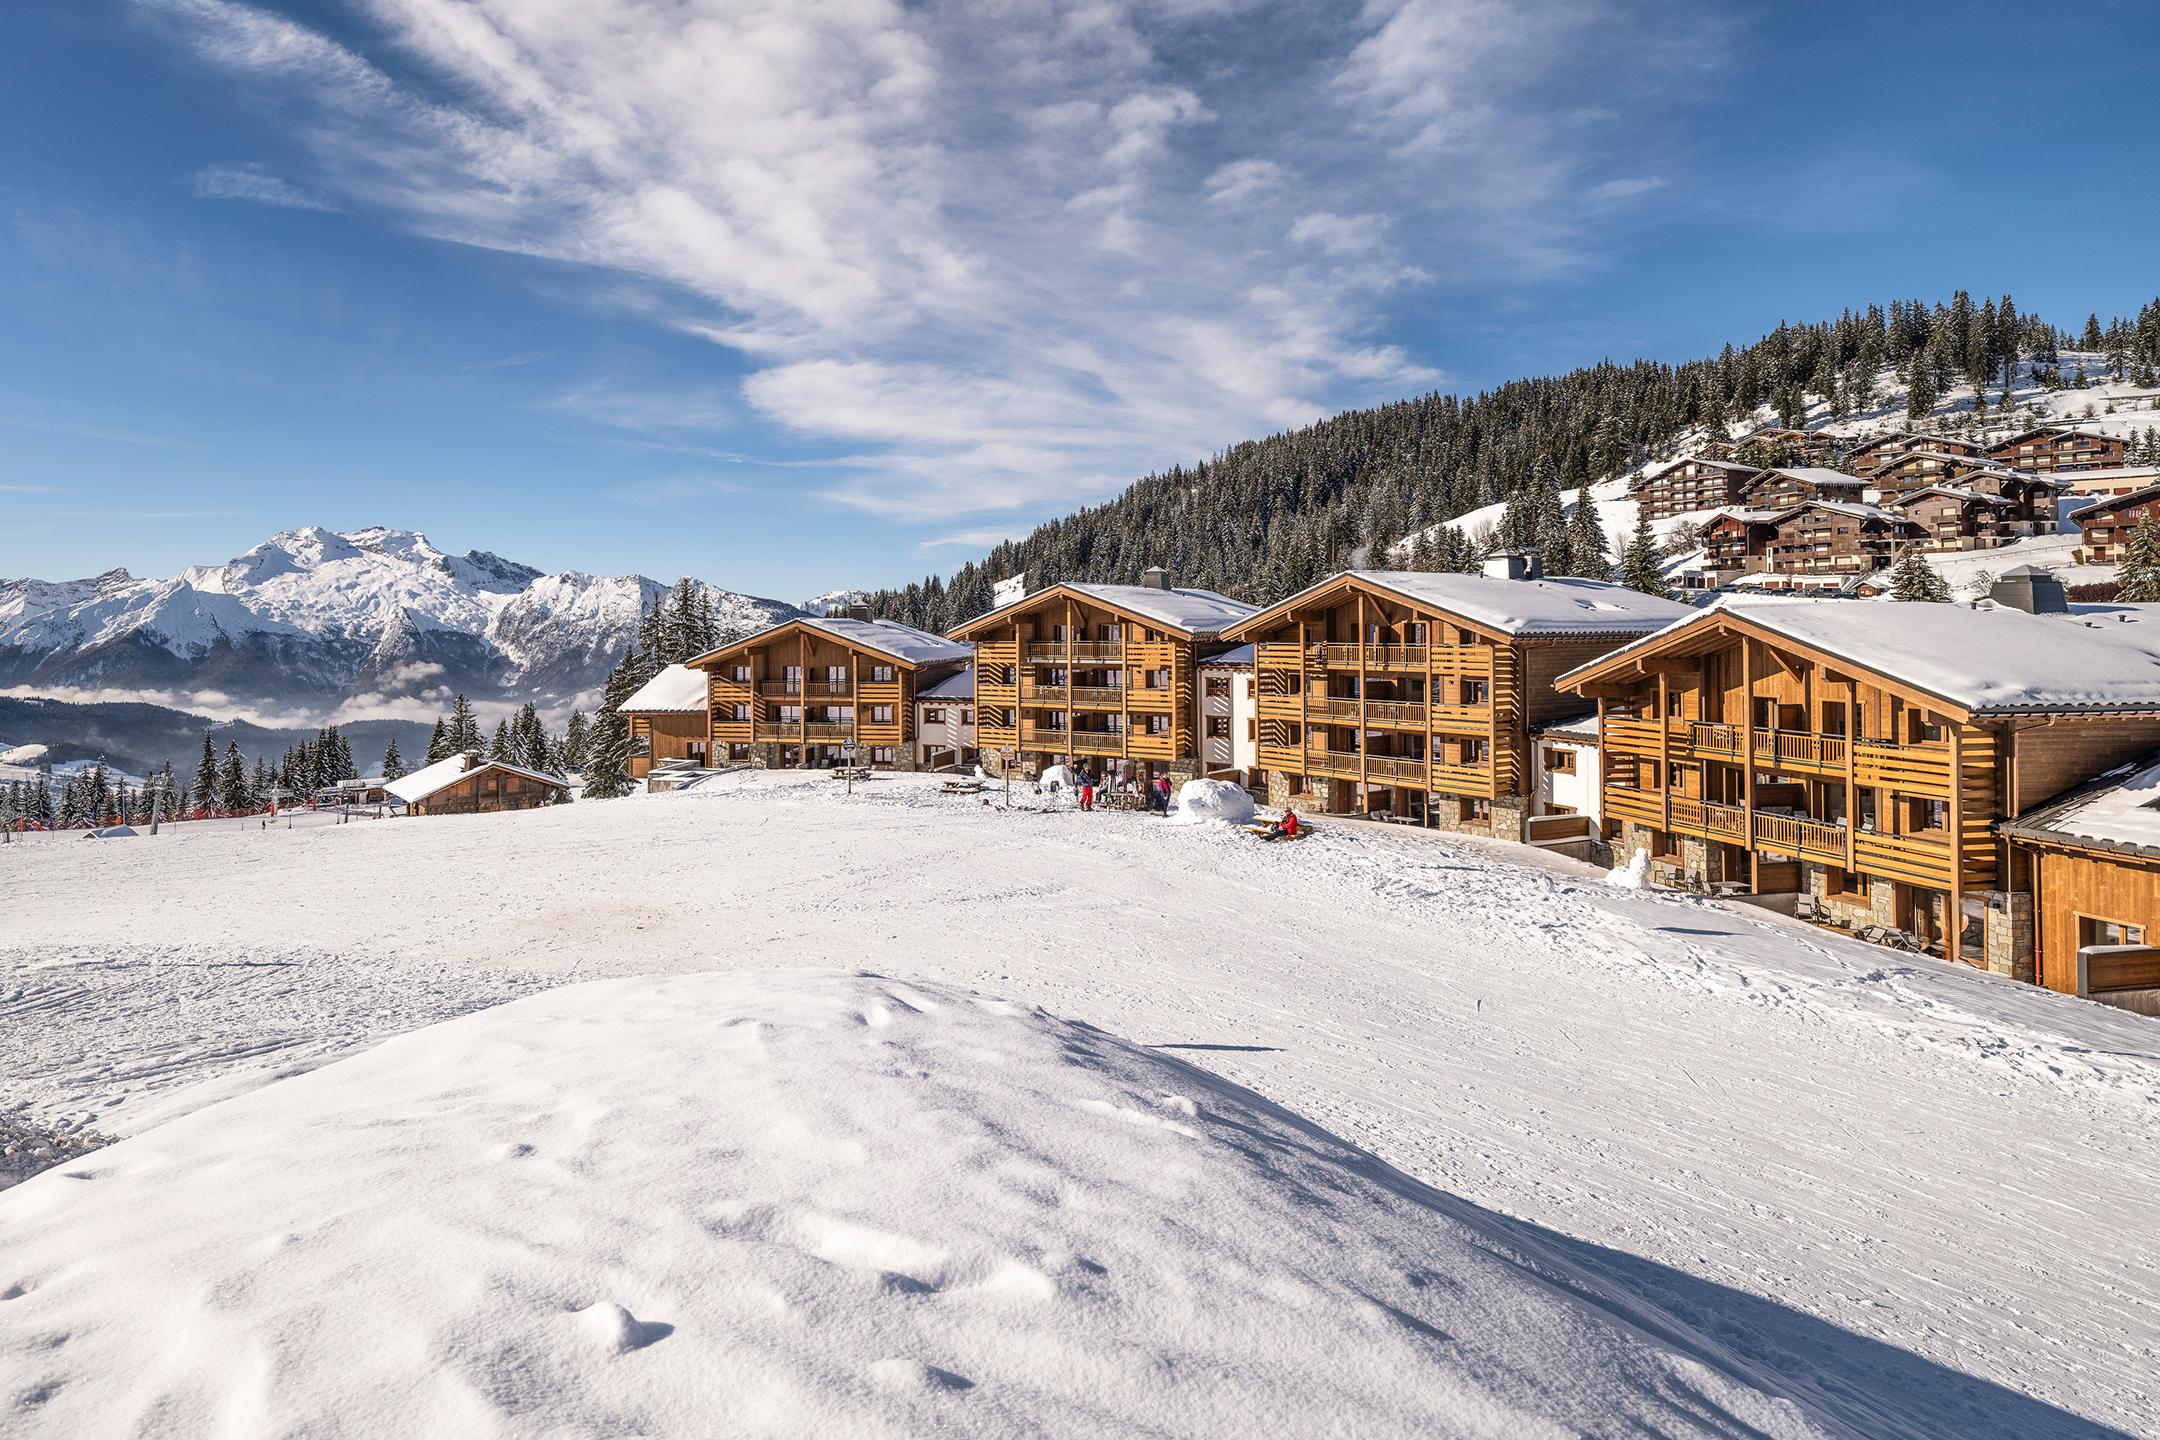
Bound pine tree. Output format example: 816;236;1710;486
1561;491;1611;579
560;711;590;771
425;718;451;764
381;738;406;781
191;731;218;814
1888;548;1952;602
488;718;513;761
447;695;481;755
2115;514;2160;603
218;742;248;812
1620;508;1671;598
582;651;646;799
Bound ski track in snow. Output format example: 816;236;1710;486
4;770;2158;1434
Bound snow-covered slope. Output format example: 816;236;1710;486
0;527;803;711
799;587;867;616
0;969;1838;1438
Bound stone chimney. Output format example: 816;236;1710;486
844;602;875;622
1140;565;1174;591
1988;565;2067;614
1482;547;1543;582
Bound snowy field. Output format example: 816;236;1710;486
4;771;2158;1436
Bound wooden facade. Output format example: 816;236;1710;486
1222;571;1686;834
625;712;709;778
1866;450;2002;498
1633;458;1760;522
1987;428;2128;474
2068;484;2160;563
1848;432;1985;481
687;618;968;771
403;762;564;817
947;579;1256;779
1564;611;2160;970
1735;467;1870;511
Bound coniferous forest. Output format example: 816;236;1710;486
861;294;2160;629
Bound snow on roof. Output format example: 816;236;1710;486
955;582;1259;637
1991;425;2112;447
1240;570;1695;638
1884;486;2013;509
1758;467;1867;488
385;752;565;805
1878;450;2015;471
1851;431;1977;453
916;665;975;700
2005;751;2160;856
1640;456;1760;477
618;663;709;714
1534;710;1600;738
1200;643;1255;667
1773;499;1908;523
2066;483;2160;521
800;616;971;667
1563;599;2160;715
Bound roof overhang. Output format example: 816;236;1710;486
687;617;943;670
945;582;1212;642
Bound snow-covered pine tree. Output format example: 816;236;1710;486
1620;508;1671;598
58;777;85;829
425;718;451;764
2115;514;2160;603
381;738;406;781
1887;548;1952;602
218;742;248;812
582;648;644;799
447;695;481;754
1561;492;1611;580
488;719;513;761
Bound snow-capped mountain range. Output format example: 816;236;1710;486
0;526;805;713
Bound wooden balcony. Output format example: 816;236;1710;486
1253;642;1307;671
1023;641;1124;663
1751;811;1847;863
1604;786;1666;826
1853;740;1954;797
1314;643;1427;671
804;722;854;742
1668;796;1749;843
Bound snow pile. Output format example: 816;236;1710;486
1604;848;1651;889
1169;778;1255;826
0;741;47;765
0;972;1823;1438
1037;762;1080;795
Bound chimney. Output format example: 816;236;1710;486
461;749;481;771
1988;565;2067;614
1140;565;1174;591
844;602;875;622
1482;547;1543;582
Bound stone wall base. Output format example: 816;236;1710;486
1983;889;2036;984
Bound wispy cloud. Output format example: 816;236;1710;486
191;161;339;212
138;0;1719;522
461;348;557;371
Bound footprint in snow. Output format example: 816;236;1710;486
867;1358;975;1393
575;1301;672;1354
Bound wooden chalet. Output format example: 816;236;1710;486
1883;486;2028;552
386;751;567;817
617;663;712;779
912;665;978;772
1560;590;2160;973
2068;484;2160;563
2000;753;2160;1011
1865;450;2008;499
2057;465;2160;503
1632;457;1761;522
1847;432;1986;481
686;610;970;771
1759;501;1917;577
946;570;1258;782
1735;466;1870;510
1218;562;1692;835
1986;427;2128;475
1695;507;1781;584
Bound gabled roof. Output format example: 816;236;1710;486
617;663;708;714
689;616;970;669
1559;599;2160;717
1881;485;2013;509
948;582;1258;640
1989;425;2119;450
1639;456;1760;479
1873;450;2015;473
386;753;566;806
1199;643;1256;667
1850;431;1982;456
916;665;976;701
2000;749;2160;858
1748;466;1867;490
1223;570;1695;643
1769;499;1910;524
2066;483;2160;522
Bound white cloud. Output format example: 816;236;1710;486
191;162;339;211
1584;175;1665;208
139;0;1713;523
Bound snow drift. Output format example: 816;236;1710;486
1170;778;1256;826
0;971;1822;1438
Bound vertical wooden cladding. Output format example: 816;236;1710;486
2026;845;2160;993
687;618;959;764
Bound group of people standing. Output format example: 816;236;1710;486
1048;762;1173;815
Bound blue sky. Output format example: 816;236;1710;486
4;1;2156;601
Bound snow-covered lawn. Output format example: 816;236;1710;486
4;771;2157;1436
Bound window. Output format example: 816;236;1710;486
1544;747;1576;774
1147;669;1171;688
961;708;973;725
1147;714;1172;735
870;664;895;682
872;747;896;764
730;664;751;683
871;705;895;724
1462;679;1488;706
779;705;803;723
783;665;803;687
1828;867;1871;902
924;708;945;724
1245;719;1256;741
1207;716;1231;739
1205;676;1231;698
826;665;847;686
1101;624;1121;642
2080;916;2145;948
732;704;752;722
730;743;751;760
1405;621;1426;644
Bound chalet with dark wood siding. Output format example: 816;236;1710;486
1847;432;1986;481
386;752;567;817
2068;484;2160;563
1735;466;1870;510
947;570;1257;784
1760;501;1917;577
616;663;713;779
1986;427;2128;474
1632;457;1760;522
687;610;970;772
1695;507;1781;584
1218;562;1690;838
1883;486;2025;552
2001;753;2160;1012
1561;589;2160;976
1865;450;2010;499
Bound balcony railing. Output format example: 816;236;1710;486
1752;811;1847;861
1023;641;1124;663
758;680;854;698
